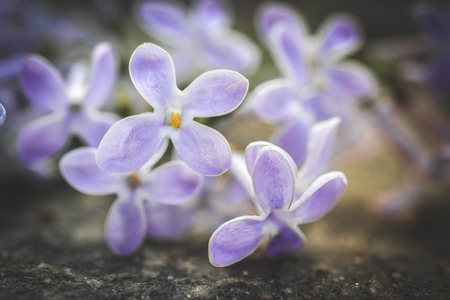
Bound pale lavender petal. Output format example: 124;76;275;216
298;117;341;181
129;43;177;109
59;147;124;195
267;22;308;83
202;32;260;75
96;113;166;173
139;2;188;44
20;56;68;111
290;171;347;224
250;79;300;123
170;121;231;176
258;3;307;38
145;201;195;238
272;118;310;167
327;63;375;98
320;16;360;57
209;216;266;267
252;145;296;214
17;112;69;163
73;110;120;147
244;141;272;175
0;103;5;125
106;192;146;255
170;48;196;85
83;42;117;108
141;160;203;205
182;70;248;118
267;221;305;256
195;0;231;32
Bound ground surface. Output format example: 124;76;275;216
0;140;449;300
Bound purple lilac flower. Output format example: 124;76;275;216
416;5;450;94
137;0;260;84
0;103;5;126
208;142;347;267
60;147;203;255
17;42;119;164
251;3;375;124
96;43;249;176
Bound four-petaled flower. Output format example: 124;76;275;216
251;3;375;124
209;142;347;267
96;43;249;176
17;42;119;163
138;0;260;84
60;147;203;255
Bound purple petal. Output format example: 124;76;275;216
141;160;203;205
272;118;310;167
320;16;360;57
17;112;69;163
290;171;347;224
106;192;146;255
83;42;117;108
258;3;307;38
250;79;301;123
245;141;272;175
59;147;125;195
267;220;305;256
267;22;308;83
252;145;296;214
327;63;375;98
129;43;177;109
139;2;188;43
20;55;68;111
96;113;167;173
298;117;341;181
145;200;195;238
182;70;248;118
171;121;231;176
202;32;260;75
0;103;5;125
195;0;231;32
73;110;119;147
209;216;266;267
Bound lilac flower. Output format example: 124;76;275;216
416;5;450;94
17;42;119;164
96;43;249;176
137;0;260;84
60;147;203;255
251;4;375;124
0;103;5;126
208;142;347;267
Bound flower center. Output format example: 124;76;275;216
171;112;181;129
165;108;182;129
128;172;141;187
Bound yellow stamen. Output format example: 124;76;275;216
171;112;181;129
130;172;141;186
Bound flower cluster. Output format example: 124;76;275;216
4;0;445;268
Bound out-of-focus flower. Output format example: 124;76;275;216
416;5;450;94
272;117;341;191
60;147;203;255
137;0;260;84
0;103;5;126
251;3;375;124
96;43;248;176
17;42;119;164
208;142;347;267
